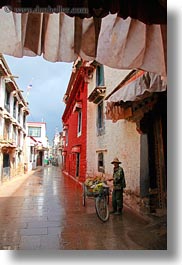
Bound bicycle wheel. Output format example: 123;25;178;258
95;196;109;222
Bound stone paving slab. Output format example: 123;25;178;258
0;166;167;250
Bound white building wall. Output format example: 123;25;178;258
27;122;48;148
9;92;14;116
0;69;29;181
0;117;3;136
87;98;97;177
87;66;141;194
26;136;37;171
0;77;5;109
26;122;49;169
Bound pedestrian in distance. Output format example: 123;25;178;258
109;157;126;215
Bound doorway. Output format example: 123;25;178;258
3;153;10;180
75;153;80;177
140;93;167;212
37;151;43;166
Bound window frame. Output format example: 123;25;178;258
97;100;105;136
28;126;41;137
77;109;82;137
98;152;105;173
96;65;104;87
4;89;10;112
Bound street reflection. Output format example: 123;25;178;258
0;166;166;250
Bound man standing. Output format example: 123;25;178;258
109;157;126;215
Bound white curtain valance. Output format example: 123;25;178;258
0;10;166;76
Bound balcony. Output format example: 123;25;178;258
0;136;16;147
88;86;106;104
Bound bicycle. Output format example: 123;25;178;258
82;182;110;222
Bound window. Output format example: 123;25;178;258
18;105;21;123
77;109;82;136
98;101;103;129
17;131;21;146
63;125;69;146
98;152;105;173
13;97;17;118
3;120;10;140
97;100;105;135
76;153;80;177
12;125;16;142
23;113;26;128
3;153;10;168
65;129;68;146
96;65;104;86
4;90;10;112
28;127;41;137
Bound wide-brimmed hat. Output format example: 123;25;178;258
111;157;121;164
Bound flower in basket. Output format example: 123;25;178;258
93;182;104;193
85;178;94;187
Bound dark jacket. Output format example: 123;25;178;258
113;166;126;190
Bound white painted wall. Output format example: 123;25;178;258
27;122;48;148
87;66;141;193
0;57;29;180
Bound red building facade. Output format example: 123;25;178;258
62;60;92;183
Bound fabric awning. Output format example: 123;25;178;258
107;71;167;103
0;5;167;76
0;1;167;24
105;71;167;122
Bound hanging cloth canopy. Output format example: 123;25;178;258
107;71;167;103
0;1;167;76
105;70;167;122
0;1;167;24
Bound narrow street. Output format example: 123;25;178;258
0;166;167;250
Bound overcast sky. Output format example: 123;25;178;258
4;55;72;143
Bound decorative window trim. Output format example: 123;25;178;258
98;152;105;173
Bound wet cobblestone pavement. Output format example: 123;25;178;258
0;166;167;250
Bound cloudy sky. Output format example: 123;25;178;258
4;55;72;143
